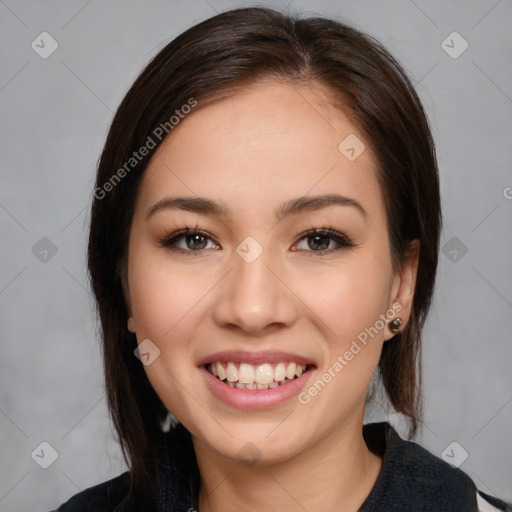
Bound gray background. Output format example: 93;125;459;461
1;0;511;510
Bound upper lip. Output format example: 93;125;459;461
197;350;316;367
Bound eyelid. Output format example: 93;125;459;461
160;226;220;252
293;227;354;253
159;225;355;255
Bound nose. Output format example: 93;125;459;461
211;243;298;337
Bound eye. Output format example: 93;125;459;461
293;227;355;255
159;225;355;256
160;226;219;255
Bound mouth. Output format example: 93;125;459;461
205;361;314;390
198;350;317;409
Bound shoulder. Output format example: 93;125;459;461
383;422;476;499
477;490;512;512
361;422;512;511
49;471;131;512
395;432;512;511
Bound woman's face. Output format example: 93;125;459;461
124;81;418;465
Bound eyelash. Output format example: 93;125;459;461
159;224;355;256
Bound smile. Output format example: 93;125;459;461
206;361;310;390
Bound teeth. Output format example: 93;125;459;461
238;363;256;384
207;361;309;388
226;362;238;382
274;362;286;381
286;363;297;380
228;378;296;389
216;362;225;380
255;363;274;385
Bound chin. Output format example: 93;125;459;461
193;417;310;467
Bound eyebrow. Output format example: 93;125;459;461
146;193;367;222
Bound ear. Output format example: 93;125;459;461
117;258;136;333
385;239;420;340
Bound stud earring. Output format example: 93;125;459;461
388;317;402;334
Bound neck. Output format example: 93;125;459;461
194;418;382;512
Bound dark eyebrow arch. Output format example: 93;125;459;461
146;194;367;222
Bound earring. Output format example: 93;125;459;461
388;317;402;334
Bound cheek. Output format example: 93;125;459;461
126;249;215;417
299;260;392;344
128;248;213;342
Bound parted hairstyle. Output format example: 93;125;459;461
87;6;441;505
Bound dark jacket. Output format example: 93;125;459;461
51;422;512;511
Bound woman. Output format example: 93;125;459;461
52;7;511;512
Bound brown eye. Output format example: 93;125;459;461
160;228;219;254
307;234;331;251
183;233;208;250
294;228;354;254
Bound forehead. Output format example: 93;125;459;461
136;81;384;226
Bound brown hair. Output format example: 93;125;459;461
87;6;441;505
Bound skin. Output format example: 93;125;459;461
123;80;419;512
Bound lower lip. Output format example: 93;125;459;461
200;365;314;409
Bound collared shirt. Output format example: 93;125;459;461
51;422;512;511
